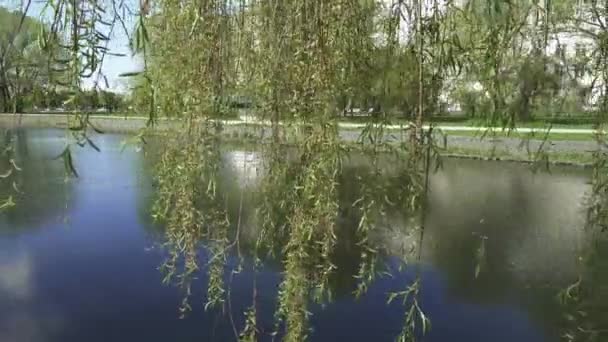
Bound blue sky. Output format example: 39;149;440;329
1;0;141;93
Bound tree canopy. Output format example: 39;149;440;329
0;6;127;113
0;6;49;112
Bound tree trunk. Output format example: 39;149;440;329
0;83;10;113
518;95;532;122
13;93;24;114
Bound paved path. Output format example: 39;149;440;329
420;125;596;134
0;113;599;134
236;118;599;134
336;122;598;134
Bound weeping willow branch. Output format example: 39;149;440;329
15;0;606;341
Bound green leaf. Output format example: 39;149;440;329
95;31;110;41
419;308;430;335
387;292;400;304
0;169;13;179
107;52;127;57
63;95;77;106
0;196;15;211
69;120;85;131
118;71;143;77
139;18;149;43
10;159;21;171
54;147;79;178
85;136;101;152
87;119;105;134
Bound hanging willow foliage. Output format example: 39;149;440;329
13;0;606;340
34;0;439;340
560;5;608;340
0;129;20;211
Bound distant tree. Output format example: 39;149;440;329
0;6;57;113
100;90;123;113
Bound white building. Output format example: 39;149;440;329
378;0;605;112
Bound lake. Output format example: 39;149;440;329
0;129;597;342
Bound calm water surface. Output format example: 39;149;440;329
0;129;594;342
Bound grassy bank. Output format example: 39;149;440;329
338;114;600;127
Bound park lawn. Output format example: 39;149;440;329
438;129;599;141
337;115;599;130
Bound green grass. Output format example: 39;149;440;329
432;120;595;129
439;129;599;141
337;115;600;130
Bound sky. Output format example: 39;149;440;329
0;0;142;93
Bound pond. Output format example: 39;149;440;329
0;129;596;342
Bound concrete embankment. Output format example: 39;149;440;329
0;113;157;132
0;113;600;165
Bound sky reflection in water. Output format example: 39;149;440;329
0;129;591;342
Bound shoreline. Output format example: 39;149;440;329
0;113;598;167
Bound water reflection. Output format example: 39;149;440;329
0;247;67;342
0;129;74;231
0;129;598;342
422;161;587;293
224;150;263;188
0;250;33;300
